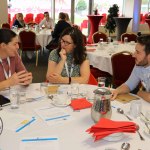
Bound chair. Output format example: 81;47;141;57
92;31;108;43
1;23;10;29
88;73;98;85
111;51;135;87
121;32;137;42
35;13;44;24
82;34;87;46
19;30;41;66
24;13;34;24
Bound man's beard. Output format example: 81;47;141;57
135;57;148;67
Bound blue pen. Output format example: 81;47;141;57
22;137;58;142
45;114;70;121
16;117;36;132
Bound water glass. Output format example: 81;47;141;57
9;88;19;109
71;83;79;99
124;37;128;44
145;111;150;120
40;82;48;95
18;90;26;104
98;77;106;87
130;100;142;118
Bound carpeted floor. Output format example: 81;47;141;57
22;49;50;83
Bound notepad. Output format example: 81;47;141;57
116;94;140;103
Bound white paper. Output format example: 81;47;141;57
19;136;59;150
0;110;34;131
34;107;73;126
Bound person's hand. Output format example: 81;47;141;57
110;89;119;100
8;70;32;86
59;49;67;61
47;73;63;83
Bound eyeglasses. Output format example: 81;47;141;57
60;39;73;46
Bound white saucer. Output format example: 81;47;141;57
52;99;71;107
140;115;150;124
144;127;150;137
103;132;124;142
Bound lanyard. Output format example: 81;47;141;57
65;62;74;77
0;57;11;79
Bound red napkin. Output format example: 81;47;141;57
86;118;137;141
70;98;92;110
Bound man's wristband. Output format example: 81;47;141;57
69;77;71;84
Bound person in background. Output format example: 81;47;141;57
13;13;25;28
39;12;54;29
65;13;72;26
51;12;71;44
0;29;32;91
46;27;90;84
111;35;150;103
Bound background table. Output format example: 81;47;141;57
86;42;135;75
87;15;103;44
113;17;132;41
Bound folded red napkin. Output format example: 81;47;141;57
86;118;137;141
70;98;92;110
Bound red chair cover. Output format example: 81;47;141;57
92;31;108;43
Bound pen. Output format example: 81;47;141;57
22;137;58;142
16;117;36;132
45;114;70;121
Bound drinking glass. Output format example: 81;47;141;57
124;37;128;44
130;100;142;118
98;77;106;87
71;83;79;99
9;88;19;109
18;90;26;104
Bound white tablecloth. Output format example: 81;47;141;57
0;83;149;150
15;28;52;49
86;43;135;75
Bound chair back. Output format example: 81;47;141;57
1;23;10;29
19;30;36;51
88;73;98;85
111;51;135;87
82;34;87;46
92;31;108;43
121;32;137;42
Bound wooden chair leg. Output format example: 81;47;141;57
36;51;38;67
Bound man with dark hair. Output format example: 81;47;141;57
39;12;54;29
111;35;150;102
0;29;32;91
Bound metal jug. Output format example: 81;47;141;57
91;87;112;123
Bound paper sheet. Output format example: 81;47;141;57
19;136;59;150
0;110;34;131
34;106;73;127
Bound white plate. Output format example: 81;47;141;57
144;127;150;137
51;99;71;107
140;114;150;124
103;133;124;142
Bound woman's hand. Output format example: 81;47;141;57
47;73;63;83
59;49;67;61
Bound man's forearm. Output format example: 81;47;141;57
137;90;150;103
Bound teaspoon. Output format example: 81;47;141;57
117;108;132;121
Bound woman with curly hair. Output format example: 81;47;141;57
46;27;90;84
